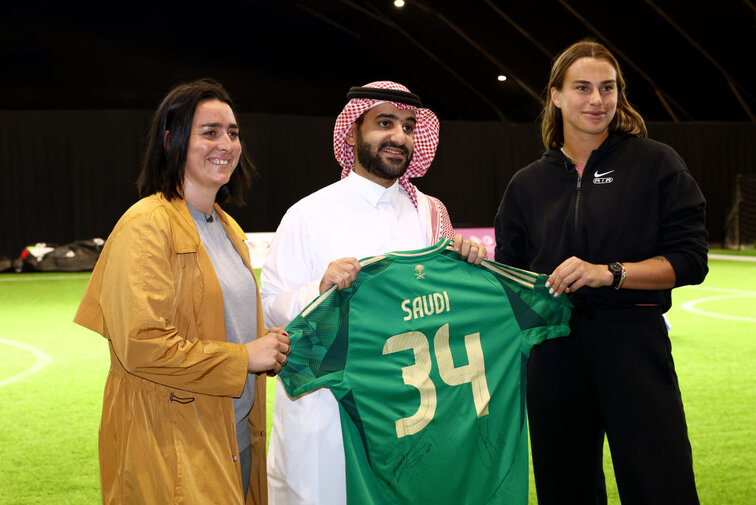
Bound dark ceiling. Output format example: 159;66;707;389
2;0;754;123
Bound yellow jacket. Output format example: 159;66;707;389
75;194;267;505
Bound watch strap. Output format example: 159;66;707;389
608;262;626;290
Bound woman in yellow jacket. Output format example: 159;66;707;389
75;79;290;505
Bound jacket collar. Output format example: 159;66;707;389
544;132;630;170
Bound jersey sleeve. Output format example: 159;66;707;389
482;260;572;351
278;285;353;398
510;280;572;350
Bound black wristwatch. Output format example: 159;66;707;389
608;262;626;290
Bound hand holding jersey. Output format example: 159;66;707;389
245;326;290;375
452;232;486;264
545;255;678;297
319;257;362;293
320;233;486;295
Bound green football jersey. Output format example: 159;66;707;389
279;238;572;505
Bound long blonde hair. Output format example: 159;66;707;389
541;40;647;150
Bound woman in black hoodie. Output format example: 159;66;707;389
495;40;707;505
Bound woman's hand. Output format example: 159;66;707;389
546;256;677;297
245;327;291;375
546;256;612;297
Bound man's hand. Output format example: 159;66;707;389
453;233;487;265
245;327;290;375
546;256;612;297
319;257;361;293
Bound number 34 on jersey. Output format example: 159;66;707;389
383;322;490;438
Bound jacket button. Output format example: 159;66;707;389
233;455;238;461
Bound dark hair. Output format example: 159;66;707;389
136;78;256;205
541;40;647;150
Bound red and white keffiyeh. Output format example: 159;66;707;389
333;81;440;210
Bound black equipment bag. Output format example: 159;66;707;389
13;239;104;272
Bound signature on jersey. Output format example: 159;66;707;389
384;430;432;482
475;418;506;469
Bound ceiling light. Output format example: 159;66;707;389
394;0;405;7
497;74;507;82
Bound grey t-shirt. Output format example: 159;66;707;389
188;202;257;451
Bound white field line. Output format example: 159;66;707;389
708;254;756;262
0;338;52;387
678;286;756;323
683;286;756;294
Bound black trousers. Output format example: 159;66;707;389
527;307;699;505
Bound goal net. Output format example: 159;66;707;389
724;174;756;249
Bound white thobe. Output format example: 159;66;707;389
261;171;436;505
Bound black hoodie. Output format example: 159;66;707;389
494;133;708;312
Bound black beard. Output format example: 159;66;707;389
354;131;411;181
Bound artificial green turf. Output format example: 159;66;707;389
1;342;32;378
709;247;756;257
664;261;756;504
0;273;105;504
1;260;754;504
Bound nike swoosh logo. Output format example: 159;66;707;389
594;170;615;178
